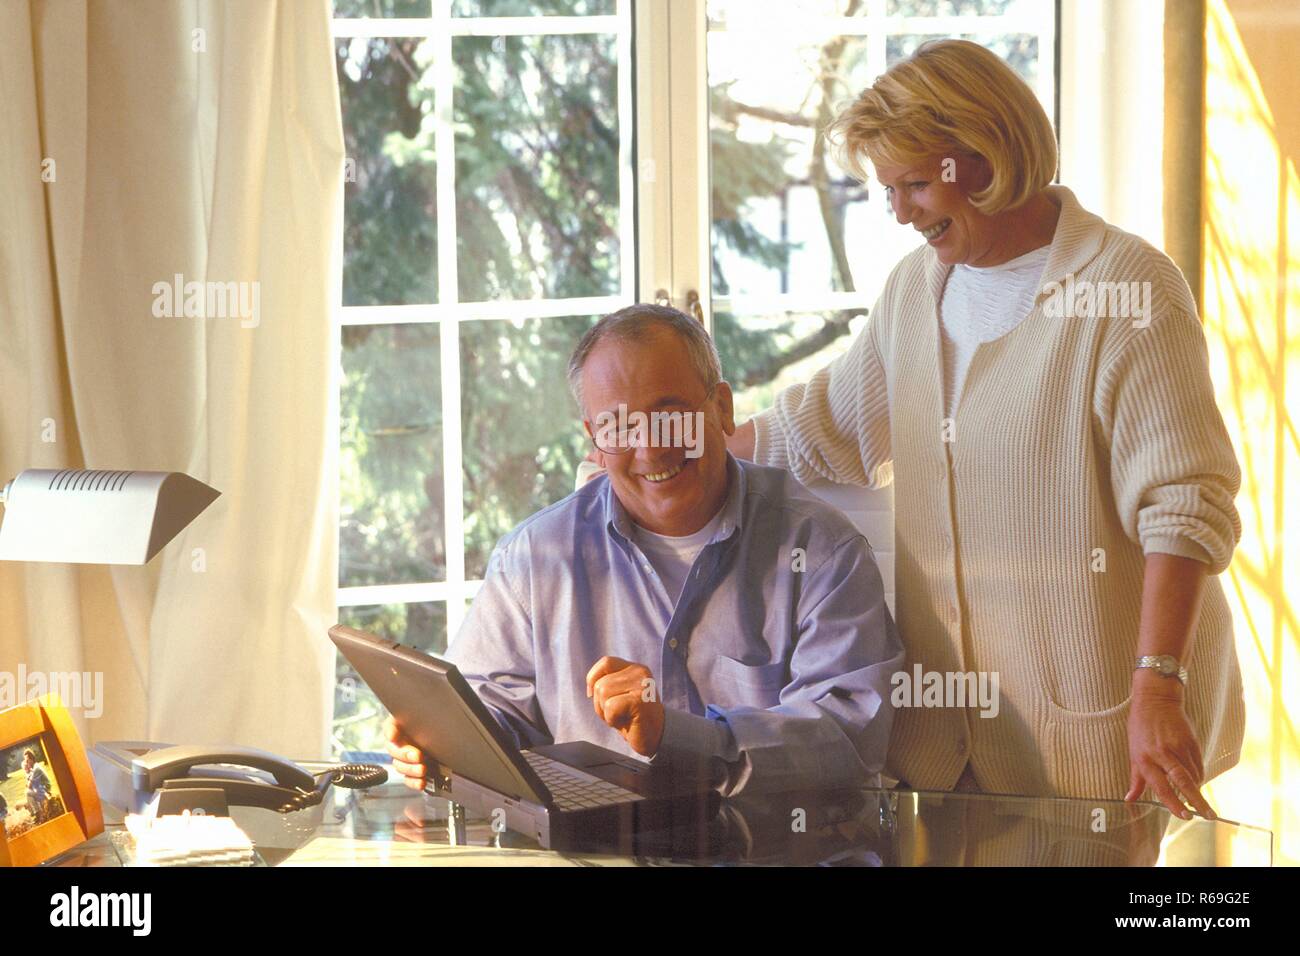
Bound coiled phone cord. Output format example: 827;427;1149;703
277;763;387;814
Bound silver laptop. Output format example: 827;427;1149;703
329;624;720;850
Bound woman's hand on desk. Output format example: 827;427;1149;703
383;714;429;791
1124;677;1215;821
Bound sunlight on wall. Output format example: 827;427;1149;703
1202;0;1300;867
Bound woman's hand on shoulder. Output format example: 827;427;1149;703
727;419;756;460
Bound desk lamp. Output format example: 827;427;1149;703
0;469;220;564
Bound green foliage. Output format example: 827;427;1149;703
709;123;801;294
340;324;444;587
337;38;438;306
459;316;597;578
712;310;796;392
453;35;621;301
334;1;431;17
452;0;614;15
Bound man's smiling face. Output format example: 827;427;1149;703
581;326;735;536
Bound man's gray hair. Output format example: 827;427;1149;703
567;304;723;413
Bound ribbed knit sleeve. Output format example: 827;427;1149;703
753;303;893;489
1095;291;1242;574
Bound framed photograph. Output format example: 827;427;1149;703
0;693;103;867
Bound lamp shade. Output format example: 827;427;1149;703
0;469;220;565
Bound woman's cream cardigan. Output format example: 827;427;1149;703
753;185;1245;799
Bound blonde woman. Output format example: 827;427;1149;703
728;39;1244;819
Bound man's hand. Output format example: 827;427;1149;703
586;657;665;757
1124;677;1215;820
383;714;432;792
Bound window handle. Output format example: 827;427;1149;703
652;289;705;324
685;290;704;323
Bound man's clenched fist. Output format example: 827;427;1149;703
585;656;665;757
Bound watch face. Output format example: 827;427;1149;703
1157;656;1177;676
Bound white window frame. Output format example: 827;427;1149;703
1057;0;1164;246
332;0;637;641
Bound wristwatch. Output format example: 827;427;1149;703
1135;654;1188;686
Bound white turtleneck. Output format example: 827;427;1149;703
939;244;1051;417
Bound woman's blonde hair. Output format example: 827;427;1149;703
827;39;1057;214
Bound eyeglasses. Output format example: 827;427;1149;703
584;386;717;456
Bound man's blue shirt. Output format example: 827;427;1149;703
446;454;902;795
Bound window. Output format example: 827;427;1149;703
328;0;1056;754
331;0;635;755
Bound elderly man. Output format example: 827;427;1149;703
387;305;902;796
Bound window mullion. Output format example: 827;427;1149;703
434;0;467;642
665;0;711;330
617;0;637;307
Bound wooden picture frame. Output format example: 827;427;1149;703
0;693;103;866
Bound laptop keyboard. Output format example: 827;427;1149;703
522;751;643;811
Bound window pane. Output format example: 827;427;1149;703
454;34;622;302
708;0;863;22
972;33;1038;86
333;602;447;756
710;16;1046;303
886;0;1018;15
716;309;869;422
712;0;1031;17
460;315;597;578
453;0;615;15
709;32;875;299
333;0;432;17
341;324;445;587
337;37;438;306
886;33;1038;87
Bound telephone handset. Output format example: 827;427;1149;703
133;744;317;792
90;741;386;816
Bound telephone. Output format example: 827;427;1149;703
89;741;386;817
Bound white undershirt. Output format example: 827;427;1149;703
939;244;1051;417
634;507;725;606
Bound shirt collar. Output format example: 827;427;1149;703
603;452;746;546
925;183;1106;306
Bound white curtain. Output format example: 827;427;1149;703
0;0;342;759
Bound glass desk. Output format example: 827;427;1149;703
45;760;1271;867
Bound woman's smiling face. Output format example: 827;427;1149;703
874;153;1004;266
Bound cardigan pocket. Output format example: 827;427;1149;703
1042;694;1133;799
1043;693;1131;723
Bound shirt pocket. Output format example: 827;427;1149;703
707;654;788;707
